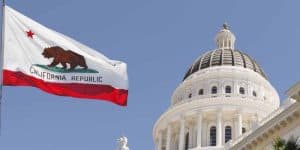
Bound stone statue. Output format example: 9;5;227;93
117;136;129;150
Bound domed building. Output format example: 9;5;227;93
153;24;300;150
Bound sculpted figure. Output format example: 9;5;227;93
117;136;129;150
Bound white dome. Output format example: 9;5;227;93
153;24;280;150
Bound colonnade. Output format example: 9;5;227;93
156;111;245;150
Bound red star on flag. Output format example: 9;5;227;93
26;30;34;38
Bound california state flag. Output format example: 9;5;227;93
3;6;128;106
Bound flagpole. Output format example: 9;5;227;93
0;0;6;135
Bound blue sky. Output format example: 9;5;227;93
0;0;300;149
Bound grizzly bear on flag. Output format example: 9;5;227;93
42;46;88;70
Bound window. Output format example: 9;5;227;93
239;87;245;94
188;93;192;99
225;86;231;94
211;86;217;94
185;132;189;150
210;126;216;146
242;127;246;134
199;89;204;95
264;96;267;101
253;91;257;97
225;126;232;143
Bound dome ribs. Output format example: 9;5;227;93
200;51;212;69
252;59;267;78
231;49;235;66
237;50;247;68
244;55;254;70
182;24;268;81
183;49;267;80
223;49;234;65
183;67;192;80
233;50;244;67
244;53;257;72
199;51;206;69
191;59;201;74
183;51;208;80
209;49;217;66
211;49;222;66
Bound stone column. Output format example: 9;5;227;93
251;114;258;129
237;113;242;137
178;119;185;150
166;125;172;150
255;113;259;123
157;131;162;150
216;111;222;147
188;127;193;148
196;113;202;147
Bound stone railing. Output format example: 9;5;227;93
224;99;296;149
189;146;224;150
258;98;296;126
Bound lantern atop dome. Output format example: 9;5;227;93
215;22;236;49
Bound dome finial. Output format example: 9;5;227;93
223;21;229;30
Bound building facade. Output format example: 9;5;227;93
153;24;300;150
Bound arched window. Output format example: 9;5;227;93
188;93;192;99
185;132;189;150
225;126;232;143
210;126;216;146
199;89;204;95
211;86;217;94
239;87;245;94
242;127;246;134
253;91;257;97
225;86;231;94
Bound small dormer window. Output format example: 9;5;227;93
199;89;204;95
188;93;192;98
239;87;245;95
225;86;231;94
211;86;217;94
242;127;246;134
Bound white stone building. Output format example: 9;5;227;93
153;23;300;150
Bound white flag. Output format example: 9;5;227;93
3;6;128;106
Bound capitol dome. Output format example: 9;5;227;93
183;48;267;81
153;23;280;150
183;23;266;81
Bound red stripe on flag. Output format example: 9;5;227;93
3;70;128;106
